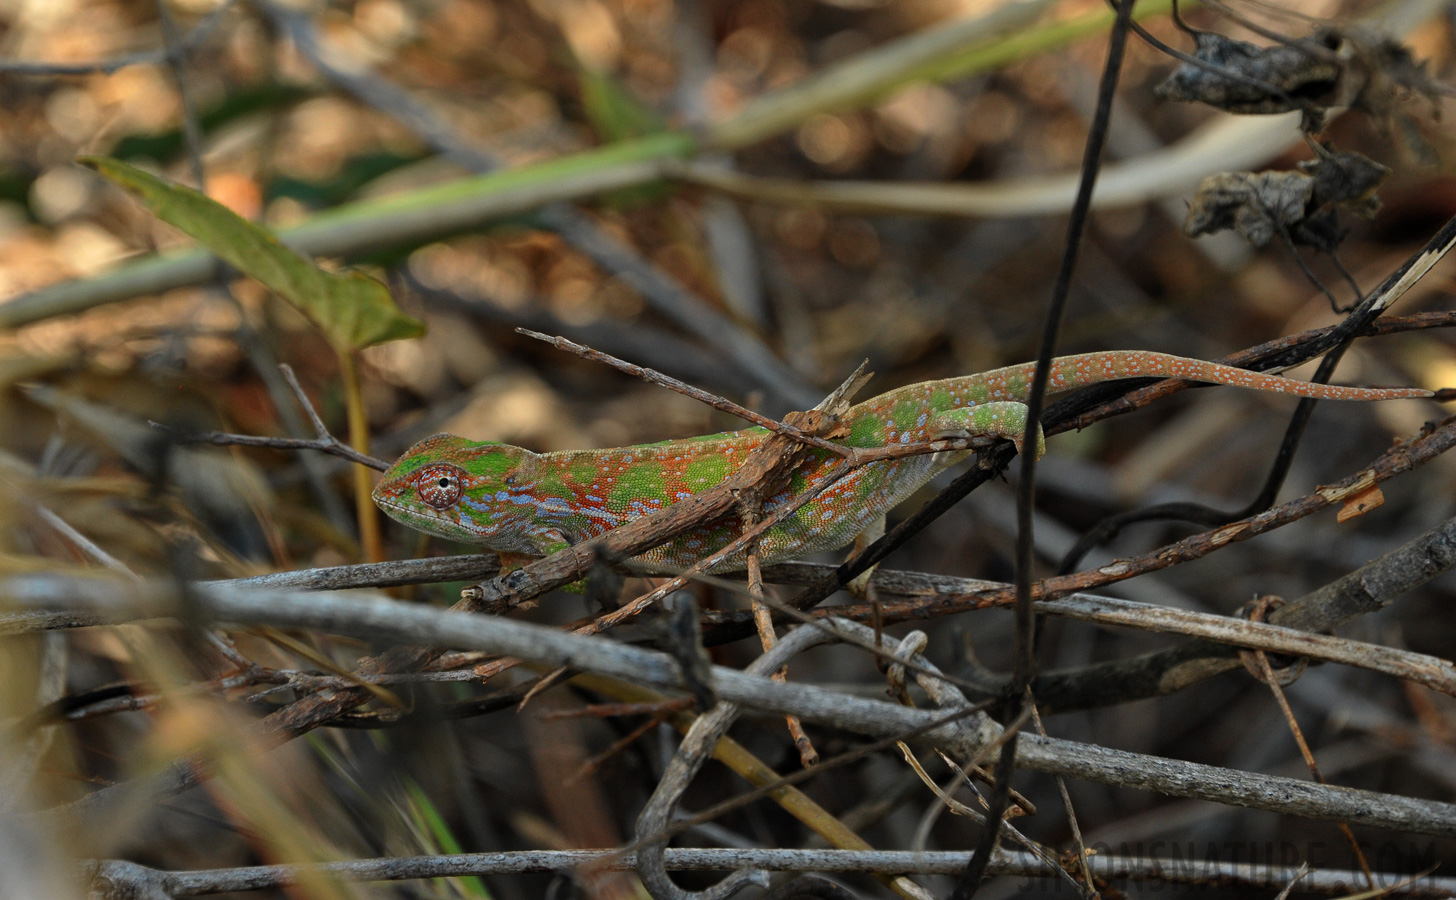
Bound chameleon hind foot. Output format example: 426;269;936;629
845;516;886;599
929;401;1046;459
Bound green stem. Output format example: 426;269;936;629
704;0;1183;151
338;349;382;562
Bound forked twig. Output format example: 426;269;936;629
517;329;868;458
151;364;389;472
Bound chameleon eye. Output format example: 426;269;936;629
415;464;465;510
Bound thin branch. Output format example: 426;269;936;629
1246;630;1376;888
87;848;1456;897
149;364;390;471
1030;704;1096;896
401;273;753;396
517;329;863;456
151;424;388;471
154;0;206;191
31;505;140;582
214;555;499;592
1031;508;1456;710
1;556;500;636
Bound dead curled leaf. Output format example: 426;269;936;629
1186;171;1312;248
1183;149;1390;253
1156;26;1442;136
1155;30;1344;120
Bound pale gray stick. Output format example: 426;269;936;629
85;848;1456;897
214;554;499;591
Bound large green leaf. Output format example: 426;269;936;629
81;156;424;350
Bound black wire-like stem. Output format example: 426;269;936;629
951;2;1138;898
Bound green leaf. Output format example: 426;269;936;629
405;779;492;899
81;156;425;351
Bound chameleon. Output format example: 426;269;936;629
372;351;1431;573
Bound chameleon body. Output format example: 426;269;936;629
373;351;1429;572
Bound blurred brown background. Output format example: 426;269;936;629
4;0;1456;897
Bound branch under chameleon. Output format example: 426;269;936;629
372;351;1432;574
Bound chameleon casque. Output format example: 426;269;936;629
373;351;1431;573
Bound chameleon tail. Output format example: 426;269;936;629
1031;351;1431;401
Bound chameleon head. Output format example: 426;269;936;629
372;433;544;551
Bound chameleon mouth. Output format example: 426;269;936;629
374;496;455;536
375;495;506;549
